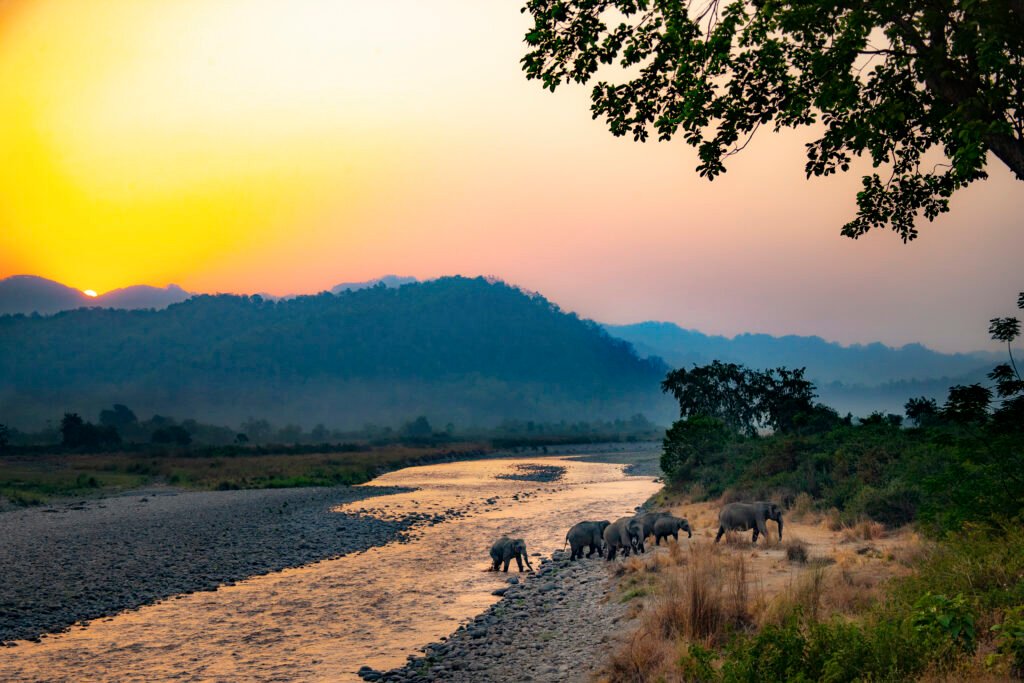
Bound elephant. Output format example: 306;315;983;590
603;516;644;560
490;536;534;572
564;520;611;560
715;501;783;544
637;511;672;544
652;516;693;545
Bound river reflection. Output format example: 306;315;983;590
1;456;659;682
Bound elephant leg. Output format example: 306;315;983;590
751;528;759;543
606;546;616;561
586;544;596;558
756;519;768;543
503;559;511;572
515;554;524;572
491;559;500;571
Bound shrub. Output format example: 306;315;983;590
783;538;809;564
910;592;977;666
990;606;1024;678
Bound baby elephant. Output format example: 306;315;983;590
715;501;783;544
490;536;534;572
652;516;692;545
603;516;644;561
565;520;611;560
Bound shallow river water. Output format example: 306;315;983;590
1;455;659;682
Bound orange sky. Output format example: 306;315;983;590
1;0;1021;352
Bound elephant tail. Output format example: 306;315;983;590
562;535;568;551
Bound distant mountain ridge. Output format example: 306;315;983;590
0;275;190;315
0;277;672;430
605;321;1001;415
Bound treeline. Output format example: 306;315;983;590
0;405;662;455
660;358;1022;532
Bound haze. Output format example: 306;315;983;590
0;0;1020;353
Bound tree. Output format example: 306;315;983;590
61;412;120;449
904;396;939;427
988;291;1024;431
941;384;992;423
98;404;137;430
662;361;760;435
661;360;816;435
661;415;731;483
521;1;1024;240
402;416;433;438
151;425;192;446
0;423;9;452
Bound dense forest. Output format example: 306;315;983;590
0;277;673;430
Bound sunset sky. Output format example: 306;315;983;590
0;0;1021;353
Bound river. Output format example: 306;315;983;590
0;455;659;682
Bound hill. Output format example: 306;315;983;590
0;277;673;430
605;321;996;415
0;275;190;315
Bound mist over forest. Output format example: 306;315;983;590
0;277;673;431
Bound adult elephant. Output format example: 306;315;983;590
489;536;534;572
652;516;692;545
715;501;783;544
603;516;644;560
564;520;610;560
637;511;672;544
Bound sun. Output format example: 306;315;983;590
83;289;98;298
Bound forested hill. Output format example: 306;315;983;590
0;277;673;429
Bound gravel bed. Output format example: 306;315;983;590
494;464;566;483
360;550;632;682
0;485;415;644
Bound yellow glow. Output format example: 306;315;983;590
82;289;98;298
0;0;411;293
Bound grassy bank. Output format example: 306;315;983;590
0;444;486;505
605;496;1024;682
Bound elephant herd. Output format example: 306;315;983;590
488;501;784;571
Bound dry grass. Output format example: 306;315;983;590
840;519;887;542
600;500;921;681
788;492;816;522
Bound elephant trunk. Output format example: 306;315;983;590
776;515;783;541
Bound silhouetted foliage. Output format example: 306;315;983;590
402;416;433;438
60;413;120;450
661;361;817;435
151;425;192;446
98;404;137;430
988;291;1024;433
905;396;939;427
941;384;992;424
0;423;9;453
521;0;1024;240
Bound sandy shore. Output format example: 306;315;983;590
0;485;413;643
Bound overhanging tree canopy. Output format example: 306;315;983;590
521;0;1024;240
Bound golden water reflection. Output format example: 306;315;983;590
1;456;659;682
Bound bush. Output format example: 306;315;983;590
910;592;977;665
991;606;1024;678
783;538;809;564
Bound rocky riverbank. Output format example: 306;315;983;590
360;550;631;682
0;485;418;644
